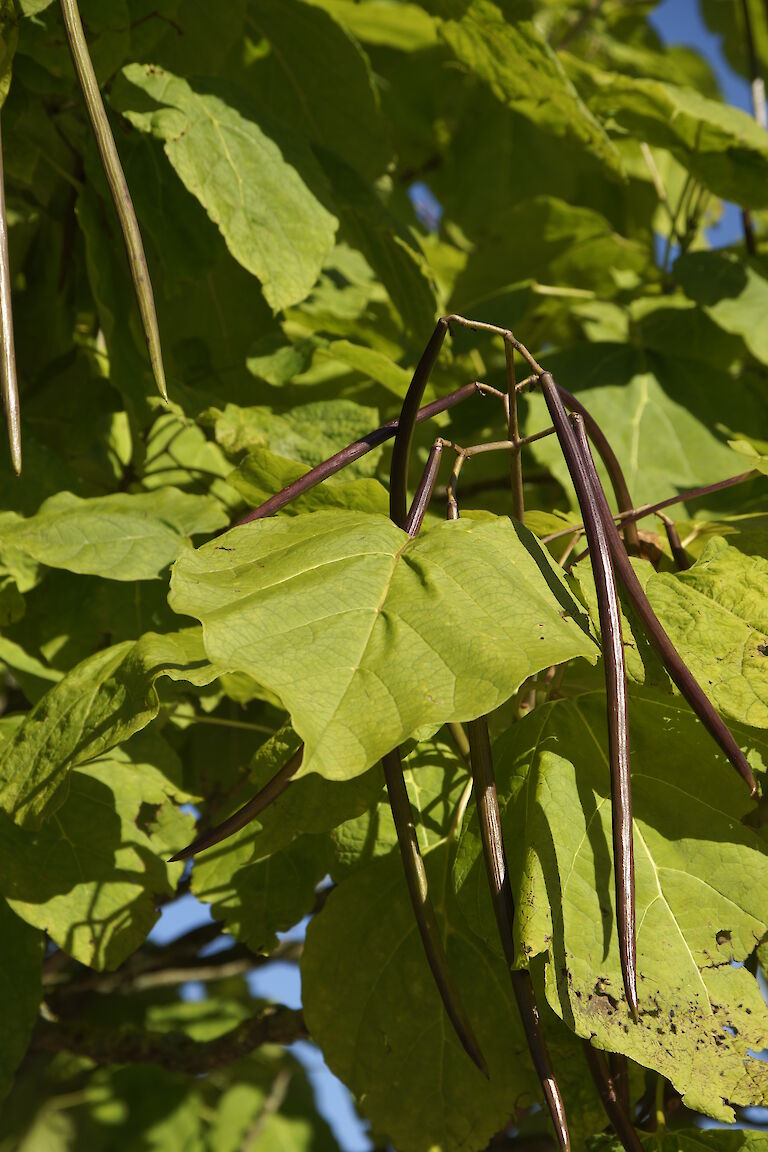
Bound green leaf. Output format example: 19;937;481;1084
204;398;381;477
456;692;768;1121
0;0;18;107
229;448;389;515
440;2;623;174
319;338;414;398
117;65;338;312
306;0;439;51
642;537;768;728
570;59;768;208
302;737;542;1152
2;489;227;581
0;900;41;1102
0;732;194;969
526;342;767;508
247;0;391;180
0;629;219;828
700;0;768;89
169;511;597;784
676;251;768;366
592;1131;768;1151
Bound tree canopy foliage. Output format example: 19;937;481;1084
0;1;767;1149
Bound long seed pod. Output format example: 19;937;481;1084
556;386;640;556
382;746;488;1077
467;716;570;1150
574;416;758;797
582;1042;644;1152
238;380;480;526
658;512;690;571
380;441;488;1075
169;747;303;862
59;0;167;401
0;116;20;474
537;376;637;1021
390;317;450;526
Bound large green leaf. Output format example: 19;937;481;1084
676;251;768;367
700;0;768;89
247;0;390;180
570;59;768;208
117;65;338;312
642;537;768;728
0;732;193;969
302;738;541;1152
593;1132;768;1151
454;692;768;1121
526;342;767;508
169;511;597;784
0;0;18;107
0;629;218;828
0;900;41;1102
440;2;622;173
1;489;226;581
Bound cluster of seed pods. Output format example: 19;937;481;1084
175;316;759;1151
0;0;165;475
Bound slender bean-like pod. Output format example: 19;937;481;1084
404;440;443;536
541;469;758;546
0;116;20;474
237;380;481;526
538;377;637;1021
390;317;450;526
575;418;758;798
658;513;690;571
169;748;303;861
376;441;489;1075
467;717;570;1151
556;386;640;556
582;1042;644;1152
382;746;489;1076
59;0;167;401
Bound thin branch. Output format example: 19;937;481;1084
504;338;525;523
169;747;303;861
404;440;444;536
0;116;20;474
59;0;166;399
467;717;570;1151
577;420;758;798
540;397;635;1021
237;379;483;526
33;1007;307;1074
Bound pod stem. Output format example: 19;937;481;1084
404;440;443;536
168;747;303;861
59;0;167;401
538;375;637;1022
575;415;758;798
0;116;20;474
382;747;489;1077
467;716;570;1151
658;513;690;571
582;1041;644;1152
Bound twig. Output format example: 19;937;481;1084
0;115;20;474
467;717;570;1150
33;1006;307;1073
59;0;166;400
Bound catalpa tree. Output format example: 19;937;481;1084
0;1;767;1149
